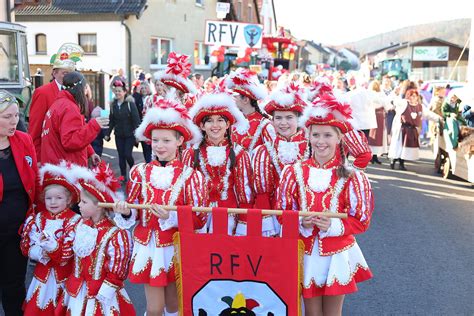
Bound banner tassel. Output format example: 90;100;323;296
172;232;184;316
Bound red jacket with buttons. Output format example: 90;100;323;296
28;81;60;162
40;90;100;167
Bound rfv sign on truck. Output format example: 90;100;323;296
205;20;263;49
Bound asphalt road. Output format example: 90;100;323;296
2;143;472;315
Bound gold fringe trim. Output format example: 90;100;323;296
297;239;305;316
172;231;184;316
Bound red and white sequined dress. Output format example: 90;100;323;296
20;209;80;316
119;159;208;286
276;151;373;297
56;217;135;315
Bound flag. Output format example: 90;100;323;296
174;206;303;315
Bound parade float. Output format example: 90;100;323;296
433;85;474;184
206;22;298;80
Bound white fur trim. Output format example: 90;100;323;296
277;141;299;164
299;104;331;128
225;69;268;100
150;165;174;190
189;93;250;134
43;219;64;238
73;165;122;203
72;223;98;258
206;146;227;166
39;161;86;187
269;89;297;107
113;209;137;230
135;106;202;146
154;70;197;95
308;167;332;192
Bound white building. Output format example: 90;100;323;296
14;0;148;104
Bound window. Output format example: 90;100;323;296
78;33;97;54
195;0;203;6
248;5;252;22
236;1;242;20
194;42;210;67
35;33;47;55
151;37;172;66
0;31;19;83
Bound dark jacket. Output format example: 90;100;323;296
132;92;144;121
107;95;140;138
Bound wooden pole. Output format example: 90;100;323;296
448;37;470;82
98;202;348;219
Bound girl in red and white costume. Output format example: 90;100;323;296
276;95;373;315
154;52;198;109
114;97;208;316
183;84;253;235
21;162;82;316
56;162;135;316
308;80;373;171
252;83;310;212
225;68;275;155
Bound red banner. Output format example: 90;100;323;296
174;207;303;316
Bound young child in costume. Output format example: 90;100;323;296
56;162;135;316
21;162;82;315
252;83;309;211
183;82;254;235
225;68;275;156
114;97;208;316
154;52;198;109
276;94;374;315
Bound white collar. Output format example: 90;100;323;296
54;79;62;91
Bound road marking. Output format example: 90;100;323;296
102;153;116;159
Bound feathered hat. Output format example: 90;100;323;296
154;52;197;95
299;93;353;133
39;161;83;204
307;79;334;102
189;79;250;134
225;68;267;101
78;162;122;204
50;43;84;71
135;96;202;145
263;82;309;115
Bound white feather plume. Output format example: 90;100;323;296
189;92;250;134
154;70;197;95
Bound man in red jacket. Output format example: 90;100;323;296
28;43;84;164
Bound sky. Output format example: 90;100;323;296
273;0;472;45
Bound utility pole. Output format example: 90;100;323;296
468;13;474;98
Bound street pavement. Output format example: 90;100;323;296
4;141;473;315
